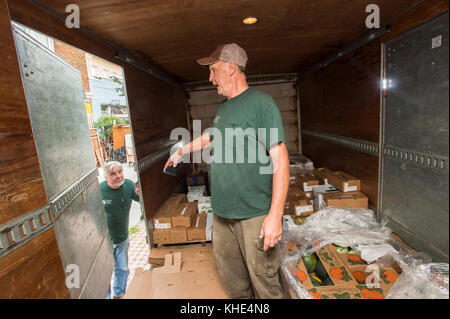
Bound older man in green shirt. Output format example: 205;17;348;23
101;161;140;299
165;43;290;298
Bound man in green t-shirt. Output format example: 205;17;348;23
164;43;289;298
101;161;140;299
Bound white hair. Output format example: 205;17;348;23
103;161;122;176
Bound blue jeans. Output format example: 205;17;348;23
106;238;130;298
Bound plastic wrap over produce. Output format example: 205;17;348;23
282;207;392;256
386;263;449;299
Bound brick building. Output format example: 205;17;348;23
54;40;94;127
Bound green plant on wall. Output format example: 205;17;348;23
94;115;126;144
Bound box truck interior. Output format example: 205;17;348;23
0;0;448;298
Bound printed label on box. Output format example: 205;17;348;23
155;221;171;229
295;205;313;215
344;183;358;192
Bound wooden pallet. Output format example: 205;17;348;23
152;240;211;249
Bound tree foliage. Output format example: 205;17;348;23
111;76;125;97
94;115;126;143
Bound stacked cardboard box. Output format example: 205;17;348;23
312;168;369;209
327;170;361;193
153;194;210;245
321;191;368;209
285;180;315;224
289;194;315;217
286;244;402;299
186;170;207;187
313;168;362;192
295;173;319;192
187;214;207;241
311;184;339;210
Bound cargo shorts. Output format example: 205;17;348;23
212;213;285;299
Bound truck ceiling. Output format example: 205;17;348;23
36;0;416;82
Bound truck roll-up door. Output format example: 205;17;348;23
379;12;449;262
11;26;114;298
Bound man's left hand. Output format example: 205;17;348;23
259;212;283;252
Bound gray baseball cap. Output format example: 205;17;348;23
196;43;248;69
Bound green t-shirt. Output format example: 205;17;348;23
209;87;285;219
101;179;140;244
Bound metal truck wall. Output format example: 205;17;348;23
300;38;381;209
13;27;114;298
380;12;449;262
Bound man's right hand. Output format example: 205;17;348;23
163;148;183;171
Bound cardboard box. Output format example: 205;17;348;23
349;265;400;294
295;173;319;192
312;168;332;185
326;170;361;192
187;170;207;186
354;284;392;299
153;229;172;244
338;253;368;270
315;245;359;287
128;244;228;299
170;227;188;243
288;183;312;198
289;195;315;217
307;286;366;299
311;184;339;210
187;214;207;241
288;257;314;289
322;191;368;209
153;195;184;229
171;202;198;228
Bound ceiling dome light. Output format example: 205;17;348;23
243;17;258;25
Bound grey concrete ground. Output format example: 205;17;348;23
97;162;143;229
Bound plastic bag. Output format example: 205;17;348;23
282;207;392;256
386;263;449;299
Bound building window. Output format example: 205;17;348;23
101;103;128;117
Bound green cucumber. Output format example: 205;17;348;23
314;259;329;281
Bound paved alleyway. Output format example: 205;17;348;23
126;219;150;286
